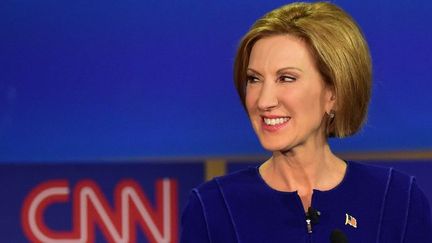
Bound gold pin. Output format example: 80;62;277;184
345;213;357;228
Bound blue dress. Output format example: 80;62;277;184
180;161;432;242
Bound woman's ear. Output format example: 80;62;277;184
325;86;337;113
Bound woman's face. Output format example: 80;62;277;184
245;35;335;152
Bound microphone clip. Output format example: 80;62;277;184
305;207;321;233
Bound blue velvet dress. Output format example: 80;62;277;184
180;161;432;242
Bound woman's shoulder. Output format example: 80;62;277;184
193;166;259;197
348;161;428;219
349;161;432;241
181;167;259;243
348;161;415;189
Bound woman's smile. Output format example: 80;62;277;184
261;116;290;132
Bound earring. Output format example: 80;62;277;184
328;110;335;119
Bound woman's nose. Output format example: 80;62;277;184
257;83;278;111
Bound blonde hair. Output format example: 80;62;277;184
233;2;372;137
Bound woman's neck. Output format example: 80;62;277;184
259;143;346;211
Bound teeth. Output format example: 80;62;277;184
263;117;289;126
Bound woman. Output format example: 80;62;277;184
181;2;432;242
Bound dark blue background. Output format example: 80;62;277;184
1;0;431;162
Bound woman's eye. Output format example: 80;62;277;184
246;75;260;84
280;75;296;82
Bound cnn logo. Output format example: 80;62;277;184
21;179;178;243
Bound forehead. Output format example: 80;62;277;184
248;34;316;72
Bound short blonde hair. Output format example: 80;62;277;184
233;2;372;137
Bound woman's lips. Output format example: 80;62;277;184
261;116;290;132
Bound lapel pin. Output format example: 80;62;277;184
345;213;357;228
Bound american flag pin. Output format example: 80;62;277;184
345;213;357;228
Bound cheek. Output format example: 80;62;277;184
290;89;325;120
245;88;258;113
279;89;304;112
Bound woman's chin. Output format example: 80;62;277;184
260;141;293;153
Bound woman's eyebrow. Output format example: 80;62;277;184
247;67;303;76
246;68;263;77
276;67;303;74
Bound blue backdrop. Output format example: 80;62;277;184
1;0;431;162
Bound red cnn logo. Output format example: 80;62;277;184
21;179;178;243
